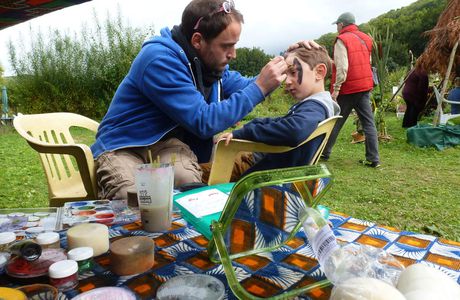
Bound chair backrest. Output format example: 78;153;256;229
13;113;99;206
208;115;341;185
433;86;460;125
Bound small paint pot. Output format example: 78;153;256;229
0;287;27;300
25;227;45;236
49;260;79;291
28;216;40;222
36;232;61;249
33;212;50;218
8;212;25;218
67;247;93;274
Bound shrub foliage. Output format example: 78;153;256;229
7;11;152;118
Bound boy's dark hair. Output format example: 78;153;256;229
181;0;244;42
284;45;332;77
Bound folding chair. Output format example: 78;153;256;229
208;164;333;299
207;116;341;185
433;86;460;125
13;113;99;206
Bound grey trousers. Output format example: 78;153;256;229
323;91;380;163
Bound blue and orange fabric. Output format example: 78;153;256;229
0;0;90;30
1;211;459;299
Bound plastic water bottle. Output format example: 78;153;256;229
299;207;405;286
299;206;340;282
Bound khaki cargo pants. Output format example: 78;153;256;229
96;138;202;200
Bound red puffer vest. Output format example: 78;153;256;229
331;25;374;95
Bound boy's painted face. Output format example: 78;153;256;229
284;54;318;100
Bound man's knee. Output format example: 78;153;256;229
96;150;142;200
174;167;202;187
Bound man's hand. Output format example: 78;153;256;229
256;56;287;96
218;132;234;146
287;40;321;52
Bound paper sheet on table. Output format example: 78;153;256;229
175;188;229;218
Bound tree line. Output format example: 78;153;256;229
1;0;446;119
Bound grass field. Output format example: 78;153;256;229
0;113;459;241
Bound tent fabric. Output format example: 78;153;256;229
0;0;90;30
407;124;460;150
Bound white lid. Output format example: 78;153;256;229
68;247;93;261
0;232;16;244
49;260;78;278
36;232;60;245
25;226;45;234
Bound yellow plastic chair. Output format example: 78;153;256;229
13;113;99;206
207;115;341;185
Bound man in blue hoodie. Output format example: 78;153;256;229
91;0;289;200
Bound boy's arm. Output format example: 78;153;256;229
232;101;327;147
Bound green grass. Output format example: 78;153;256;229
0;113;459;241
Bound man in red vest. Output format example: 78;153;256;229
322;12;381;168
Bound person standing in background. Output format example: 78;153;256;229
448;77;460;114
321;12;381;168
401;65;429;128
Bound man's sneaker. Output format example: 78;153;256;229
359;159;381;168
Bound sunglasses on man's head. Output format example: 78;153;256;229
193;0;235;30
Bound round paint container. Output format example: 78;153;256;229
156;274;225;300
0;287;27;300
48;260;79;291
33;212;50;218
28;216;40;222
67;247;94;274
25;226;45;236
72;287;137;300
36;232;61;249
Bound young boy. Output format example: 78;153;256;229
217;45;340;179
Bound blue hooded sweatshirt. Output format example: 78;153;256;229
91;27;265;163
233;91;340;174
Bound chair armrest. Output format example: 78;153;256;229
442;99;460;105
208;139;293;185
26;141;97;199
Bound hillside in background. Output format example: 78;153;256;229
316;0;448;69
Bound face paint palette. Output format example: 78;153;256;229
61;200;138;228
0;208;61;236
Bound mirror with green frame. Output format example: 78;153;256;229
208;164;333;299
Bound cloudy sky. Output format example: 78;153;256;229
0;0;418;75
